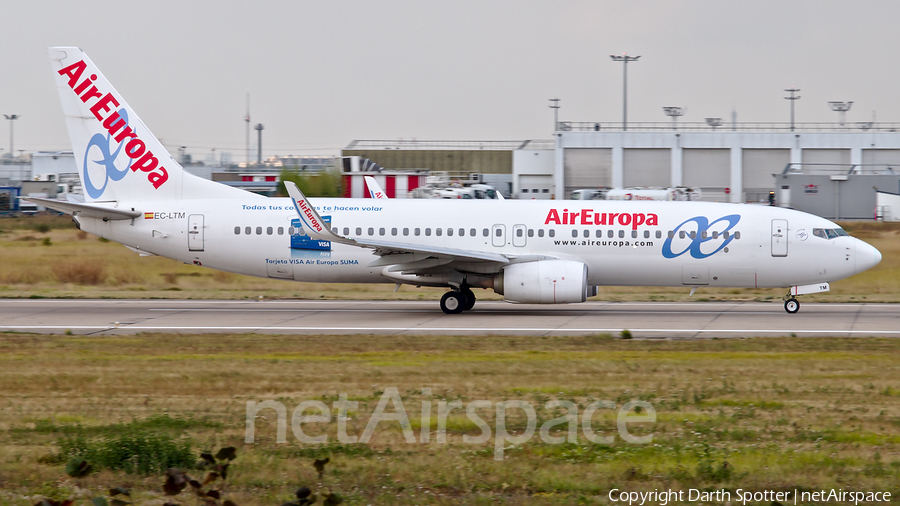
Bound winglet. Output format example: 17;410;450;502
284;181;356;245
364;176;389;199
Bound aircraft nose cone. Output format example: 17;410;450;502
856;240;882;273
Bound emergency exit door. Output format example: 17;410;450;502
188;214;205;251
771;219;788;257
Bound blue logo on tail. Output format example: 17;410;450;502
82;108;133;199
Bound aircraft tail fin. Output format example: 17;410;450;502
48;47;250;203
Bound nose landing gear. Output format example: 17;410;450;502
784;297;800;314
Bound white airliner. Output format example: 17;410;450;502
31;47;882;314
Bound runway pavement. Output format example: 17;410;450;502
0;299;898;338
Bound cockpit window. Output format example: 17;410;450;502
813;228;848;239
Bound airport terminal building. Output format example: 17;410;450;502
346;122;900;219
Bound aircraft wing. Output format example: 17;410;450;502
284;182;509;269
20;197;142;220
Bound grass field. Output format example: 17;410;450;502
0;215;898;302
1;215;899;504
1;333;900;504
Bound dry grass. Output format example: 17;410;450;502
1;333;900;504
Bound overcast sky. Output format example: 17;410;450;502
2;0;899;160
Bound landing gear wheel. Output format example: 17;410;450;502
461;287;476;311
784;298;800;314
440;291;467;314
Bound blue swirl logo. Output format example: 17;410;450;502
662;214;741;259
82;108;134;199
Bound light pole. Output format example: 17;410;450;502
663;107;685;130
828;101;853;128
784;88;800;132
4;114;19;161
706;117;723;131
610;53;640;131
244;94;250;166
549;98;560;132
255;123;264;165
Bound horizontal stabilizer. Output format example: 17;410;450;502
20;197;141;220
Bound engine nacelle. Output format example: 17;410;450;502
495;260;589;304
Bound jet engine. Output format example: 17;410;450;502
494;260;593;304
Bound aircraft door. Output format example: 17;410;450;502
492;224;506;247
771;219;788;257
512;224;527;247
188;214;205;251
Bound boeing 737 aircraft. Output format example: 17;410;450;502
31;47;882;314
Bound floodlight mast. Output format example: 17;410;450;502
828;101;853;128
706;117;723;131
663;107;685;130
610;53;640;131
549;98;560;132
784;87;801;132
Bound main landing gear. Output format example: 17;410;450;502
783;296;800;314
440;287;477;314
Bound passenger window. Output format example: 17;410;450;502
436;228;442;237
278;227;285;235
584;230;590;238
403;228;409;236
426;228;432;236
448;228;454;236
483;228;489;237
679;231;685;239
332;228;338;234
689;231;696;239
668;231;674;239
608;230;614;238
644;230;649;239
519;229;525;237
391;227;397;236
618;230;624;238
656;230;662;239
245;226;252;235
379;227;385;236
356;227;362;236
368;227;374;236
415;228;421;236
528;229;534;237
470;228;476;236
288;227;295;235
256;226;262;235
712;231;719;239
571;230;578;238
596;230;602;238
701;231;707;239
538;229;544;237
234;226;240;235
495;228;502;237
549;230;555;238
630;230;636;238
342;227;348;236
267;226;273;235
723;231;730;239
735;231;741;240
459;228;465;236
